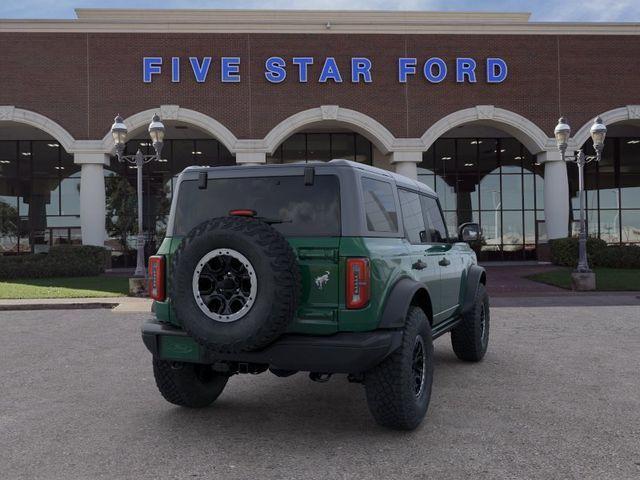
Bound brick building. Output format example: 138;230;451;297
0;9;639;263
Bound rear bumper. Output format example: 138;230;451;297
141;319;402;374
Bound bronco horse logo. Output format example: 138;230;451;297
314;271;330;290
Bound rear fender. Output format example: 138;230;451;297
378;277;432;329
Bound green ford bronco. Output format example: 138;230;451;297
143;159;489;430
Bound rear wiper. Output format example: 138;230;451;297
256;217;292;225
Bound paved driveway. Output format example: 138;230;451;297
1;305;639;480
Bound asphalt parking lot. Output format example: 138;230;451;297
1;304;639;480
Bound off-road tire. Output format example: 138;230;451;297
451;283;490;362
170;216;300;353
153;358;228;408
364;307;433;431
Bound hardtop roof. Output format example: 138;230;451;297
183;159;437;196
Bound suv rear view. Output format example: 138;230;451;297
143;160;489;430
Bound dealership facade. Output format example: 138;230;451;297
0;9;639;263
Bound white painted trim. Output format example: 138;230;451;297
571;105;640;148
1;10;640;35
421;105;553;154
74;9;532;23
263;106;396;155
100;105;238;154
0;106;76;152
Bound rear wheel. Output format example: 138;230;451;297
364;307;433;430
153;359;229;408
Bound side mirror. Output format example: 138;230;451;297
458;222;481;242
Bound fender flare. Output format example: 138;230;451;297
378;277;431;329
460;265;487;315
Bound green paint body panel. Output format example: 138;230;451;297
153;233;475;335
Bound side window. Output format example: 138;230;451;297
398;189;427;244
420;195;448;243
361;177;398;233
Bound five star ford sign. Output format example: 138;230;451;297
142;56;508;84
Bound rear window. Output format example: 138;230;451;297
173;175;341;237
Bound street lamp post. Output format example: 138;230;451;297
110;113;166;278
554;116;607;288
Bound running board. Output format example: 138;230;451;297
432;316;462;339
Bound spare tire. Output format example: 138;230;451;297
170;216;300;353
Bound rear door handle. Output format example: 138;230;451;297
438;257;451;267
412;260;427;271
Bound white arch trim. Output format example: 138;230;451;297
421;105;552;154
263;106;396;155
571;105;640;148
100;105;239;154
0;106;76;152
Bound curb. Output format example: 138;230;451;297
0;302;119;311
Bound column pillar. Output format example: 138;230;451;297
75;152;110;246
391;151;422;180
236;151;266;165
539;151;569;240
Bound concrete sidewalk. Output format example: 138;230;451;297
0;296;152;313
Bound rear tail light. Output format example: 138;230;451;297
148;255;165;301
346;258;370;309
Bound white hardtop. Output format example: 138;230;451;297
182;159;437;197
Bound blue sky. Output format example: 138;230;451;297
1;0;639;22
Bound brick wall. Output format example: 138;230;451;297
0;32;638;142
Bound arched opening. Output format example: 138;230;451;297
418;123;545;261
105;120;234;267
263;106;396;170
266;125;383;168
571;121;640;245
0;122;80;254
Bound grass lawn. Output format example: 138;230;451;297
0;276;130;299
527;268;640;291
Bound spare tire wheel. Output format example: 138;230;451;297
170;216;300;352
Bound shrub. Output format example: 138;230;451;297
550;237;607;267
592;245;640;269
0;245;109;280
550;237;640;269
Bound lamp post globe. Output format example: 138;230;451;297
148;113;165;158
590;116;607;154
110;115;128;158
554;117;571;155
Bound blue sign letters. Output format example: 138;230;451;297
143;55;508;84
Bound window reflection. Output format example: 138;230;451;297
0;140;80;254
419;137;541;260
569;136;640;245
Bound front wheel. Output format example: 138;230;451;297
153;359;229;408
364;307;434;430
451;283;490;362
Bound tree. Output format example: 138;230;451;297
105;175;138;252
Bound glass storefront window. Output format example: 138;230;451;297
307;134;331;162
501;175;523;210
269;132;372;165
420;137;543;260
621;210;640;243
599;210;620;243
282;134;306;163
331;133;356;161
